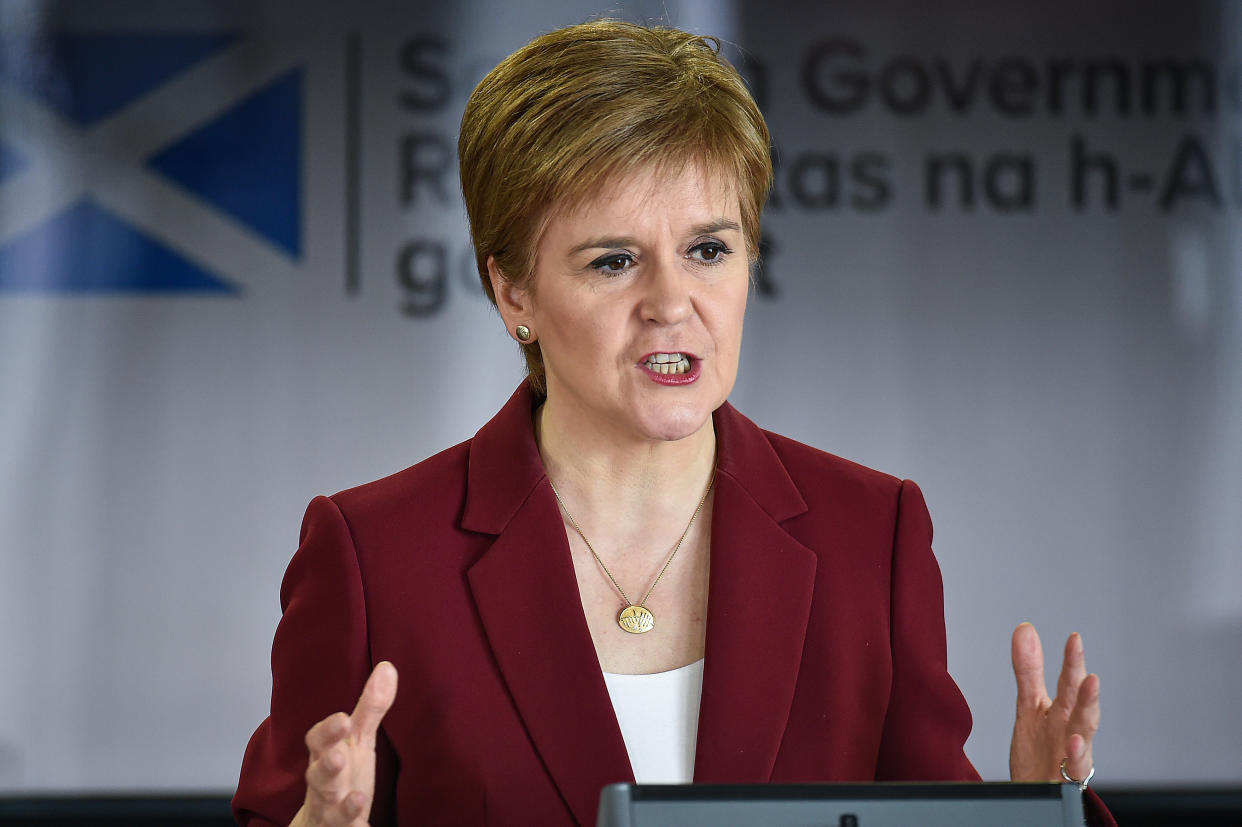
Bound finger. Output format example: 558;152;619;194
303;751;355;826
305;745;349;794
1011;622;1049;710
350;661;398;740
1054;633;1088;709
342;791;368;827
1062;733;1093;784
1063;673;1100;777
308;792;365;827
305;711;351;758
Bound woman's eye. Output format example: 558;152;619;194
591;253;632;273
690;242;731;263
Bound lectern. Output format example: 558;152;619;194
597;782;1086;827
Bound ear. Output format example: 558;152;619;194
488;256;536;342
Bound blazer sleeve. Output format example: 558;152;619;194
873;479;980;781
873;481;1117;827
232;495;397;827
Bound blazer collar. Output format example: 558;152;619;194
465;384;630;826
712;400;808;523
463;384;817;822
461;383;810;532
461;383;547;535
694;402;817;782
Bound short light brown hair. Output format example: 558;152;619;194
458;20;772;395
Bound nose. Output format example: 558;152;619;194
639;255;693;326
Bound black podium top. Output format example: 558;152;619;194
597;782;1085;827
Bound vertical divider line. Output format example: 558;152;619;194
345;31;361;296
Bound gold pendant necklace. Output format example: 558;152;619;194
551;471;714;635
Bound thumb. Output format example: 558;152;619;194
350;661;398;739
1011;622;1048;709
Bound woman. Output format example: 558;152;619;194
233;21;1106;827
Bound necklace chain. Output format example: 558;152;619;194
550;471;715;611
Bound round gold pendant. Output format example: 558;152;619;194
618;605;655;634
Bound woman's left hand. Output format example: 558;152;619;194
1008;622;1100;784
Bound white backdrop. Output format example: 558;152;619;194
0;0;1239;792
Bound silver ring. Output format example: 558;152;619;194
1060;759;1095;790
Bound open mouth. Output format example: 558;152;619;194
641;352;692;375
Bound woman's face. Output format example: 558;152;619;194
511;162;750;445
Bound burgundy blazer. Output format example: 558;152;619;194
233;383;1111;826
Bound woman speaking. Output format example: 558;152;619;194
233;20;1108;827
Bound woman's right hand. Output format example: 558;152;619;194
289;662;398;827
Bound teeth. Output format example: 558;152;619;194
645;353;691;375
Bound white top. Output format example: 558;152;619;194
601;658;704;784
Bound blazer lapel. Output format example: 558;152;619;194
463;385;632;827
694;404;818;783
461;389;819;806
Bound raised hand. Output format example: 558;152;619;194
290;662;398;827
1009;623;1100;784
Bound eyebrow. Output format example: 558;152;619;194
568;218;743;255
691;218;743;236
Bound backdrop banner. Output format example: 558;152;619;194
1;0;1238;791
